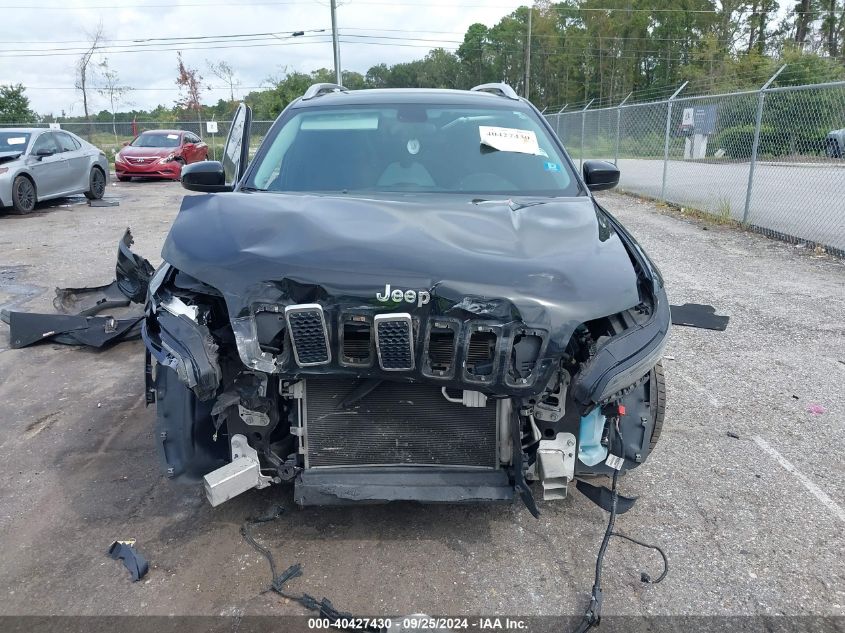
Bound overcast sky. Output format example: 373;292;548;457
0;0;526;117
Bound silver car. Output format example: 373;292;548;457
0;128;109;214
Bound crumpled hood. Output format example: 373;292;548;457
162;192;641;358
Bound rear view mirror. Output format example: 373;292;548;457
181;161;232;193
35;148;55;160
583;160;620;191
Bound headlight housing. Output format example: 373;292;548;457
159;153;176;164
570;286;671;413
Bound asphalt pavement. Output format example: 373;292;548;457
0;182;843;631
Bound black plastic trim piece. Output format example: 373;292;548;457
294;467;513;506
570;285;670;413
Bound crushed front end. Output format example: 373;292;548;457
142;193;669;512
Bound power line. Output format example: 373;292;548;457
1;27;742;47
0;0;810;12
0;28;326;45
0;33;330;54
0;35;335;58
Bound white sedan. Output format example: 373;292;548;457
0;128;109;214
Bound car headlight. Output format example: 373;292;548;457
159;153;176;164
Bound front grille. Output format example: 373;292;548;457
304;376;498;468
374;313;414;370
262;304;547;389
285;304;331;366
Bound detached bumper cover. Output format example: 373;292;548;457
0;228;152;349
1;310;143;348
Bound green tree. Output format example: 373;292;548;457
0;84;37;123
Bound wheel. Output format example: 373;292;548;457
84;167;106;200
10;175;36;214
117;175;131;182
648;361;666;451
825;139;841;159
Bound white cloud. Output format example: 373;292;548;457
0;0;526;116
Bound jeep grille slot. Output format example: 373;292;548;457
374;313;414;371
285;304;331;366
428;329;455;372
509;332;542;382
466;331;497;376
254;310;286;355
342;319;372;365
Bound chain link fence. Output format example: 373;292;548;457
546;80;845;257
0;119;275;161
5;84;845;256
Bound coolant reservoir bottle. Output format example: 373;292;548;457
578;409;608;466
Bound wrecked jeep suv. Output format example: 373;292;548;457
143;83;669;512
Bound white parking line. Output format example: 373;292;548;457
753;435;845;524
675;371;721;408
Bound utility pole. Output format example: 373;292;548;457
524;7;532;98
330;0;342;85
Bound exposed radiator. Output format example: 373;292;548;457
303;376;498;468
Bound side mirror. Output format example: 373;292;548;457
583;160;620;191
181;161;232;193
35;148;55;160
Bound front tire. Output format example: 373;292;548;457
648;361;666;451
84;167;106;200
11;175;36;214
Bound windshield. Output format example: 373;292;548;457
246;104;580;196
0;132;31;152
131;132;181;148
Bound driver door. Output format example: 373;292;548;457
27;132;66;199
222;103;252;187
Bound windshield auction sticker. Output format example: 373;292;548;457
479;126;540;155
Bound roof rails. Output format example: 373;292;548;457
470;83;520;101
302;83;348;101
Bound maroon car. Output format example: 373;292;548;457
115;130;208;181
